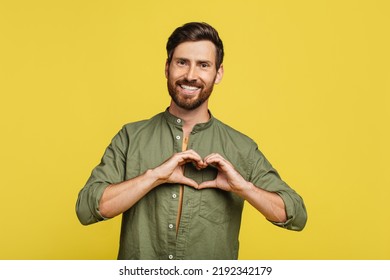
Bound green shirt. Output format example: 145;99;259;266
76;110;307;259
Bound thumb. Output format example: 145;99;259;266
198;180;217;189
179;176;199;189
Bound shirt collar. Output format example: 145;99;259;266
163;108;215;132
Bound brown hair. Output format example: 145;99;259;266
166;22;224;70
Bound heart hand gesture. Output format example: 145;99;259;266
153;149;207;189
153;151;248;195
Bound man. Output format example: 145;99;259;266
76;22;307;260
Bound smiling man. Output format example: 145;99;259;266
76;22;307;260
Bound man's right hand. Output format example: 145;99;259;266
99;149;206;218
152;149;206;189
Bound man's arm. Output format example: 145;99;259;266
76;122;205;225
197;153;287;223
198;153;307;230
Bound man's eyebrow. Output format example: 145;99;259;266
174;57;189;61
198;60;213;65
174;57;214;65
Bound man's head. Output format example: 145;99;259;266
165;22;224;111
166;22;224;70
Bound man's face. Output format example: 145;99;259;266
166;40;223;111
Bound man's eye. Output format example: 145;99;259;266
177;60;186;66
201;63;209;68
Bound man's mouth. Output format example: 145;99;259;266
180;84;200;92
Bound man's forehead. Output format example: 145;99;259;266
172;40;217;60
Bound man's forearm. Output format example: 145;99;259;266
99;169;161;218
237;182;287;223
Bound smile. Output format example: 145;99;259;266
180;84;200;91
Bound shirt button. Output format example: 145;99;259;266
168;223;174;229
176;135;181;140
172;194;177;199
168;255;174;260
176;119;181;124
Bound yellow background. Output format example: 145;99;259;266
1;0;389;259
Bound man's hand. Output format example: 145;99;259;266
152;149;207;189
198;153;250;194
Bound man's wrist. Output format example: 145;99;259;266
233;180;255;198
145;168;165;189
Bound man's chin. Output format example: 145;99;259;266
169;88;210;111
172;98;204;111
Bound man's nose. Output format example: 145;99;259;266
185;65;197;81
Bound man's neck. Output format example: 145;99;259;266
168;101;210;137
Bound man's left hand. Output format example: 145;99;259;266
198;153;250;194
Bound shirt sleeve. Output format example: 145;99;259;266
75;127;129;225
248;145;307;231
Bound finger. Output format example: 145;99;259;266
182;151;209;169
198;180;217;189
204;156;225;169
204;154;234;171
179;177;199;189
183;149;204;160
191;161;207;170
203;153;220;162
203;153;228;165
176;152;204;167
180;149;204;161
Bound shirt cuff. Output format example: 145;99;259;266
270;191;297;229
92;182;111;222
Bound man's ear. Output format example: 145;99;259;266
165;60;169;78
214;64;224;84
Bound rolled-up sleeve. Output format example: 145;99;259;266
248;146;307;231
76;127;128;225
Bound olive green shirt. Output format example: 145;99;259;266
76;110;307;259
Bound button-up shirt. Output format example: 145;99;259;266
76;110;307;259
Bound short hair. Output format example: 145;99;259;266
166;22;224;70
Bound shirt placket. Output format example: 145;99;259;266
166;117;183;260
175;131;204;260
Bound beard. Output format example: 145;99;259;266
167;76;216;110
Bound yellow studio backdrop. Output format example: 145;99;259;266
0;0;389;259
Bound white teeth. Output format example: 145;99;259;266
181;85;199;91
